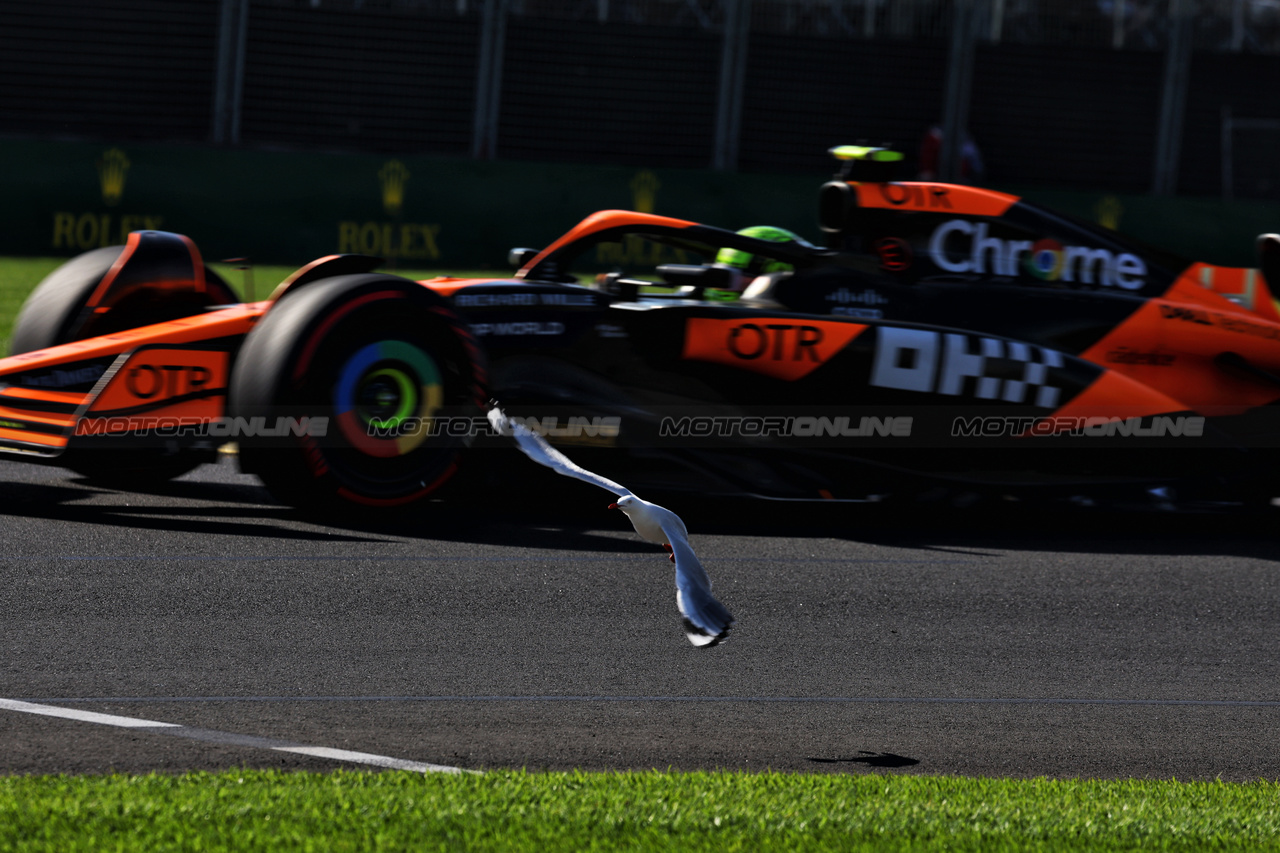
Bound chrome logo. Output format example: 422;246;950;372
927;219;1148;289
1026;238;1064;280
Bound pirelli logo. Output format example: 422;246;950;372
682;317;866;381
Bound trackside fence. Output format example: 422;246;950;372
5;0;1280;198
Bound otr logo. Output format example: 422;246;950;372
728;323;824;361
125;364;212;399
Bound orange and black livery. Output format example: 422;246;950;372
2;146;1279;512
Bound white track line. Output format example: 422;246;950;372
275;746;458;773
0;698;180;728
0;698;465;774
30;556;976;564
24;695;1280;708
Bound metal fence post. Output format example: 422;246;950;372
1231;0;1246;51
1222;105;1235;200
1152;0;1192;196
211;0;249;145
712;0;752;171
939;0;977;182
472;0;508;160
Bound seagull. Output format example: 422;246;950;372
487;407;734;647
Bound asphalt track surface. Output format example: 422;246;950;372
4;452;1280;781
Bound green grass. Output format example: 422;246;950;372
0;258;63;356
2;769;1279;851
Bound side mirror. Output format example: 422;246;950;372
508;247;539;269
657;264;736;291
818;181;856;234
597;271;641;300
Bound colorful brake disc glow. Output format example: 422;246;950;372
333;340;442;457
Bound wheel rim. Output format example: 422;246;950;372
358;367;417;430
333;340;443;457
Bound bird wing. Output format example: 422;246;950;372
491;404;733;648
658;511;735;648
488;406;631;497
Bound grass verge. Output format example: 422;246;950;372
2;769;1280;851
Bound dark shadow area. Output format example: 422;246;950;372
330;482;1280;564
91;475;281;508
394;465;1280;562
5;455;1280;561
808;751;921;768
0;477;386;544
0;463;660;552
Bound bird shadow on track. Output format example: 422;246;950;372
807;751;921;769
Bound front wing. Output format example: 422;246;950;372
0;305;259;456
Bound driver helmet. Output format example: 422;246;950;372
708;226;807;300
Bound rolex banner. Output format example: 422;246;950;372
0;139;817;269
0;139;1275;269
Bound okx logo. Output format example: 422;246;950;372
870;326;1065;408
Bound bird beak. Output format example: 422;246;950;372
608;502;619;510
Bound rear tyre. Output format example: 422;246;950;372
229;274;486;515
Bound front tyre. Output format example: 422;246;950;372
228;274;486;514
12;234;239;486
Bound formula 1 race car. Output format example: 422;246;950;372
3;145;1280;512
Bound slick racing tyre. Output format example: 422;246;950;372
11;237;239;486
229;274;486;514
10;241;238;355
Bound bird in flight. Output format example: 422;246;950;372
488;407;734;647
